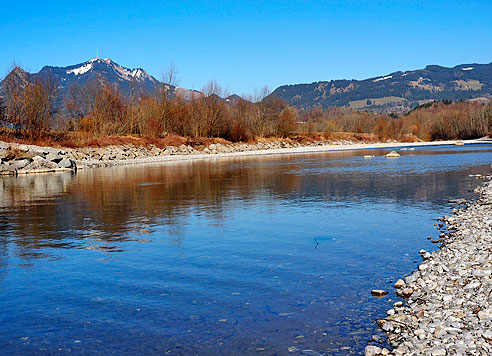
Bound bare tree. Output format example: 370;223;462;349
65;83;85;131
23;76;58;138
198;80;228;137
135;93;162;137
159;62;179;134
3;66;27;131
88;82;128;136
0;97;6;127
253;86;271;103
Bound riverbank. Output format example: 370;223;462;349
1;137;490;176
366;178;492;356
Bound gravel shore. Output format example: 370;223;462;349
367;178;492;356
1;138;489;175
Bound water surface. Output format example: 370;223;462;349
1;144;491;355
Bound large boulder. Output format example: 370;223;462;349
46;151;62;163
17;156;59;174
4;147;36;160
0;165;17;176
12;159;32;169
386;150;400;158
57;158;76;170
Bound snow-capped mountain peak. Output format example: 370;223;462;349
63;58;155;83
3;57;163;104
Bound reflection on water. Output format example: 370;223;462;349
0;144;491;355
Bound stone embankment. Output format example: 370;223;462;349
0;139;361;175
1;138;489;176
367;178;492;356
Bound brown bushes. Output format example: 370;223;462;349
402;101;492;140
298;101;491;141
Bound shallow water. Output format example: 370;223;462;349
0;144;491;355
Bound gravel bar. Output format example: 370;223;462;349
367;177;492;356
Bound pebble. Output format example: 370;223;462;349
370;181;492;355
364;345;382;356
393;279;405;288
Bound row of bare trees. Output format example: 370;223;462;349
297;101;492;140
59;77;298;141
1;66;491;142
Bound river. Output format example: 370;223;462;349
0;144;491;355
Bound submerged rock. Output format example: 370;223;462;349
371;289;389;297
301;350;323;356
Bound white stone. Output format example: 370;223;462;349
364;345;382;356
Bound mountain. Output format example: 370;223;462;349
270;62;492;112
224;94;242;105
4;58;491;114
39;58;158;97
0;67;31;95
0;58;167;110
175;87;204;101
0;58;246;110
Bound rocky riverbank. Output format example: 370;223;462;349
367;178;492;356
0;139;357;175
0;138;490;176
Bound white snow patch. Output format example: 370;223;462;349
402;73;408;77
66;62;93;75
114;64;149;81
114;64;132;80
462;67;474;71
373;75;392;82
131;69;144;78
114;64;146;81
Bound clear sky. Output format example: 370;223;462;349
1;0;491;96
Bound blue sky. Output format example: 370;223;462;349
1;1;491;96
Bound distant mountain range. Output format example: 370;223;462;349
1;58;491;113
270;62;492;112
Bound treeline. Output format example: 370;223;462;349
0;73;298;142
298;100;492;141
1;69;491;144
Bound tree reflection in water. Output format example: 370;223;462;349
0;146;491;263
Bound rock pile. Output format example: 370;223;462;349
367;180;492;356
0;143;76;176
0;139;357;174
